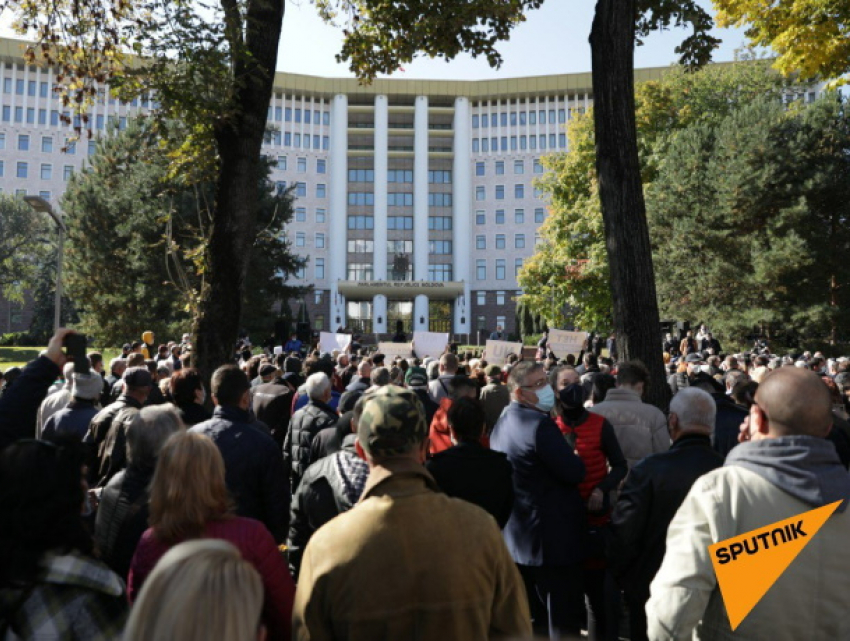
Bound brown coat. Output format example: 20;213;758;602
292;459;531;641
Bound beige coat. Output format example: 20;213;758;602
589;388;669;468
647;465;850;640
292;459;531;641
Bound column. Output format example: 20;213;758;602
413;95;429;331
373;94;389;333
328;93;348;330
453;96;472;335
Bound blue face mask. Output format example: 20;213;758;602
533;384;556;413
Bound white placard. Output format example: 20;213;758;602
547;329;587;359
377;342;415;360
412;331;449;360
273;345;283;355
319;332;352;353
484;340;524;366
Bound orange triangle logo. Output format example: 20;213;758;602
709;500;843;630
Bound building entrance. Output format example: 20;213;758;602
429;300;453;334
388;301;413;335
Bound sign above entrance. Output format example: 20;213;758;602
337;280;464;300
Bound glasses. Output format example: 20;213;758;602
521;378;548;390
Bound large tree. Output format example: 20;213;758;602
61;119;303;346
0;195;51;303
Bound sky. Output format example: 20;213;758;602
277;0;750;80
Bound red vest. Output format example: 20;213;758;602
556;413;607;502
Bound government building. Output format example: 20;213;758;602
0;37;823;339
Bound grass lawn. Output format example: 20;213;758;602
0;346;122;371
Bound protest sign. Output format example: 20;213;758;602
547;329;587;359
412;331;449;360
377;342;415;359
319;332;352;353
484;340;523;366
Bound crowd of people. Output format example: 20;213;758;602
1;323;849;640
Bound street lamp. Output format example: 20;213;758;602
24;196;66;332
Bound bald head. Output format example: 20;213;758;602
756;368;832;437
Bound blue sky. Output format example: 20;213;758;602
278;1;750;79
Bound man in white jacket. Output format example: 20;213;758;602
646;367;850;640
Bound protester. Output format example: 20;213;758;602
284;372;338;493
428;374;479;455
428;353;459;403
647;368;850;639
479;364;511;433
41;371;103;441
128;431;294;641
292;385;531;639
404;366;439;426
189;365;289;543
169;368;211;427
124;540;264;641
253;357;297;447
35;361;75;437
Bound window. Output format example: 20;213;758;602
500;112;507;127
15;78;23;95
284;133;292;146
295;265;306;279
1;77;9;93
428;193;452;207
63;165;73;181
535;233;543;246
491;137;498;151
297;157;307;172
428;216;452;231
347;264;374;280
296;182;307;197
496;291;506;305
476;260;486;280
41;136;52;153
534;186;544;198
549;109;557;124
317;159;326;174
501;137;508;151
472;138;480;152
347;215;374;230
18;135;29;151
496;259;506;280
477;316;487;330
490;113;498;127
514;160;524;174
495;234;506;249
539;109;546;123
88;141;96;155
481;138;489;152
96;114;104;130
510;136;517;150
316;184;326;198
0;161;4;177
549;134;557;149
39;191;50;201
14;107;22;123
0;134;4;150
65;140;76;154
349;169;375;182
515;258;523;276
295;108;302;123
510;112;518;126
295;232;305;247
534;159;543;174
40;163;51;180
495;209;505;224
387;240;413;253
387;170;412;183
476;235;486;250
520;135;527;150
387;216;413;230
316;209;326;223
428;170;452;184
475;161;484;176
304;109;311;124
294;134;301;147
295;207;307;222
323;111;330;126
277;155;287;170
530;136;537;150
1;107;8;122
520;111;527;125
429;240;453;255
515;209;525;224
495;185;505;200
559;108;566;123
388;192;414;206
476;186;485;201
314;233;326;249
323;136;329;150
515;184;525;199
529;110;537;125
315;258;325;280
515;234;525;249
472;114;479;128
495;161;504;175
348;239;374;253
275;181;287;195
559;133;567;148
477;291;486;305
496;315;506;330
38;109;46;125
428;264;453;281
535;208;545;223
476;210;486;225
16;162;27;178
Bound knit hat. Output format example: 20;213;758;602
123;366;152;389
357;385;427;458
404;366;428;387
72;372;103;401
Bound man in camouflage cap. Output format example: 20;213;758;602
293;384;531;640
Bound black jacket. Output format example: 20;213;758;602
287;434;368;580
176;402;211;427
189;406;290;543
426;442;514;529
284;399;338;493
0;355;59;450
412;388;439;427
95;465;153;579
711;393;748;458
607;433;723;599
252;378;295;447
310;410;355;463
84;395;143;486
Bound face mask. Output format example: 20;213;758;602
533;384;556;413
559;383;585;409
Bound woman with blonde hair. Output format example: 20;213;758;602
128;431;294;641
125;539;265;641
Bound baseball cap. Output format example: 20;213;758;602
357;385;427;458
404;366;428;387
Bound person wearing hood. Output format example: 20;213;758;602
607;387;723;641
41;372;103;441
647;367;850;640
35;361;76;438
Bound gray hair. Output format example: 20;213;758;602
305;372;331;401
670;387;715;434
126;404;184;468
370;367;390;387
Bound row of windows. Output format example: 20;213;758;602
476;234;529;250
348;192;374;206
347;169;452;185
277;182;325;198
388;192;414;207
472;108;580;129
293;207;327;223
267;107;330;126
389;169;413;183
264;131;329;150
476;184;542;201
473;134;566;153
349;169;374;182
428;192;452;207
476;258;524;280
429;216;452;231
473;208;547;225
475;291;524;306
277;157;326;174
476;159;544;176
428;170;452;184
1;77;157;110
6;161;75;180
0;105;131;130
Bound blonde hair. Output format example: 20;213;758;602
124;539;263;641
149;431;234;544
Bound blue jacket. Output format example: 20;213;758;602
42;400;100;441
490;401;586;566
0;355;60;450
189;406;290;543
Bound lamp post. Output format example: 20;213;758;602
24;196;66;332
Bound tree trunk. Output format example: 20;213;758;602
193;0;286;382
590;0;670;410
